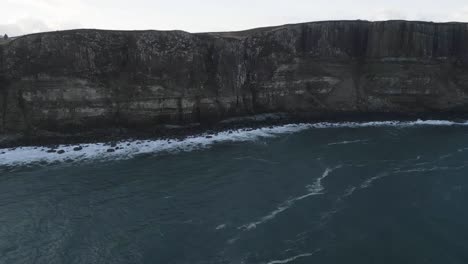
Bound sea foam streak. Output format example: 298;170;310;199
327;139;370;146
265;250;321;264
1;119;468;167
239;166;341;231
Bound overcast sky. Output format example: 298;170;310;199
2;0;468;36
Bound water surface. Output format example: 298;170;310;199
1;122;468;263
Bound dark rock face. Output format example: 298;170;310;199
2;20;468;143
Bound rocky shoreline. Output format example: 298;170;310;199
2;111;468;149
2;114;468;169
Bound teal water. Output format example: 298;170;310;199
1;123;468;263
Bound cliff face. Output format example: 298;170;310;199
2;20;468;140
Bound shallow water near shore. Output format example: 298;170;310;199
2;121;468;263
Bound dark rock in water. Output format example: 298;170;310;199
3;20;468;145
110;142;117;147
73;146;83;151
206;136;213;139
107;149;115;153
47;149;57;153
57;150;65;154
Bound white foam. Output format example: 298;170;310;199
0;124;312;167
327;139;370;146
360;172;389;189
238;166;341;231
215;224;227;230
265;251;319;264
306;165;342;193
310;119;468;129
342;170;393;199
395;165;467;173
343;186;357;197
1;119;467;167
339;162;456;200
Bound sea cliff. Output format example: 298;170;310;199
2;20;468;145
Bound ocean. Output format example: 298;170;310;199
1;120;468;263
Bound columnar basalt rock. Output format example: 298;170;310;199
2;20;468;144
